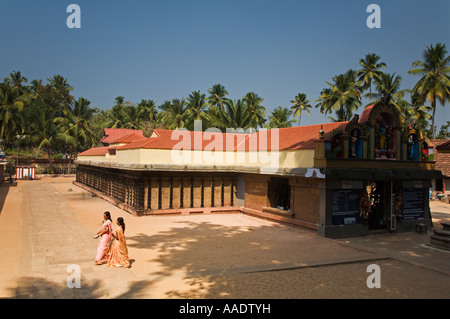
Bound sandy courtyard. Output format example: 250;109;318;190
0;176;449;299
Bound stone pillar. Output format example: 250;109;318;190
213;177;222;207
193;177;203;208
183;177;192;208
144;179;149;210
223;178;231;206
362;136;368;159
369;127;375;159
161;177;171;209
172;177;181;209
203;177;212;207
150;177;159;210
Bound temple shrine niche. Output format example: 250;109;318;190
407;124;419;161
349;128;362;159
374;112;397;160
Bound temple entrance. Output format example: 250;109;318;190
368;182;384;229
367;181;396;230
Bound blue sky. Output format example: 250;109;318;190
1;0;449;129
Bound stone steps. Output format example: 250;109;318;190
429;223;450;251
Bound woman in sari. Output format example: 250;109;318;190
108;217;131;268
94;211;113;265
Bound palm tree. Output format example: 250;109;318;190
264;106;296;129
186;91;208;131
399;92;432;133
30;79;43;95
290;93;312;126
0;83;31;144
326;70;362;122
208;99;249;131
207;84;229;111
47;74;73;92
55;97;97;172
106;96;127;128
137;99;158;122
242;92;266;129
356;53;386;104
315;88;334;123
371;73;410;110
408;43;450;139
47;74;74;115
159;99;189;130
56;97;98;149
4;71;29;95
121;104;143;130
28;105;64;173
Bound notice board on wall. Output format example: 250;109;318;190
331;189;361;225
402;188;425;220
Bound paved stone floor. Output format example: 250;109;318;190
0;177;449;299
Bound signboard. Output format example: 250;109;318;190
331;189;361;225
401;188;425;220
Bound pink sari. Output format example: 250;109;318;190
107;226;130;268
95;219;112;264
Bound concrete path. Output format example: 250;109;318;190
0;177;449;299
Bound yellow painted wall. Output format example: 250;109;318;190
79;147;316;171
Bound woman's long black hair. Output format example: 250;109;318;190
117;217;125;233
104;211;112;221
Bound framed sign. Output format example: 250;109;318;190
331;189;361;225
401;188;425;220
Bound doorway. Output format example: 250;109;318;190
368;182;384;229
367;180;396;230
268;177;290;210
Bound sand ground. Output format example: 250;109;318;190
0;176;449;299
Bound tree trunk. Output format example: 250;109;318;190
47;146;53;174
68;148;74;175
432;97;436;139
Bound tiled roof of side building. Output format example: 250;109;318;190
242;122;349;151
435;139;450;150
77;146;111;156
431;139;450;178
107;132;147;144
100;128;144;145
434;152;450;177
116;122;349;152
116;130;251;151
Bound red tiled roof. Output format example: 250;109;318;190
100;128;144;145
80;121;352;156
436;140;450;150
237;122;349;151
434;152;450;177
78;146;111;156
117;130;251;151
117;122;348;152
430;139;448;148
430;139;450;177
107;132;147;144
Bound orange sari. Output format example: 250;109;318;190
107;226;130;268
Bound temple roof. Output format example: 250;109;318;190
100;128;144;145
431;139;450;177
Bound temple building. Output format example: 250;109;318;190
75;101;443;238
429;139;450;198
